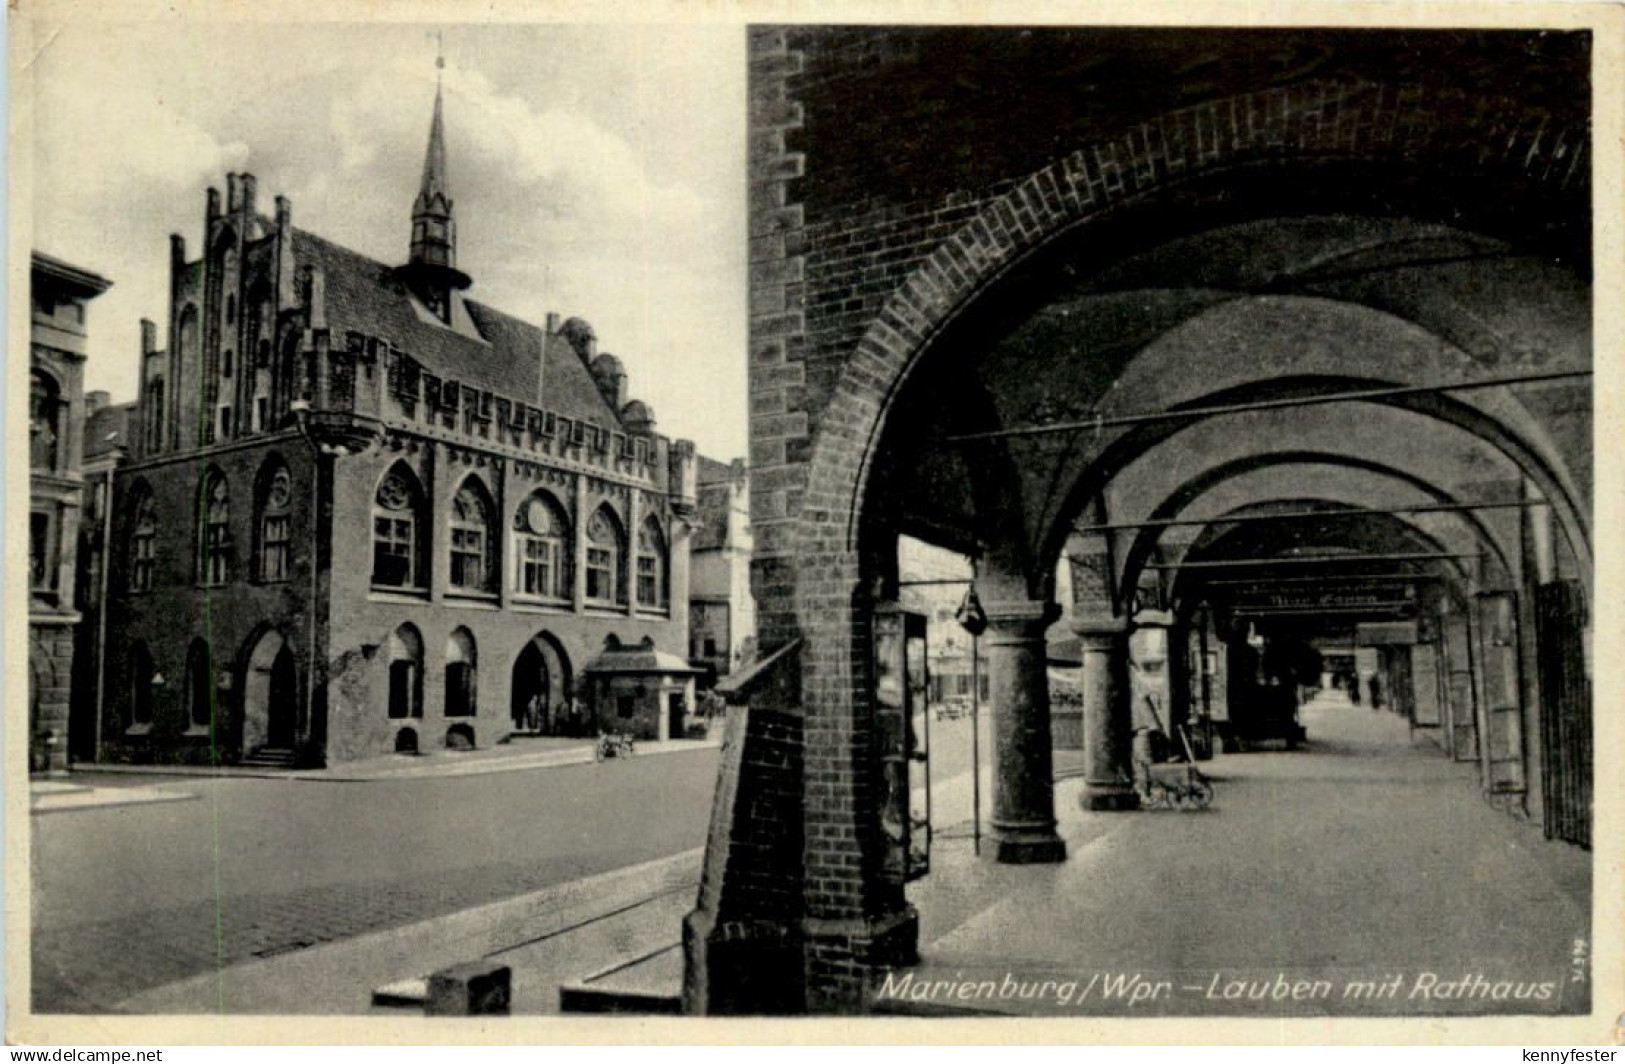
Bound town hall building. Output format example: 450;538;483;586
98;75;698;766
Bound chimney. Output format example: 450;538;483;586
226;173;240;213
275;195;291;231
545;312;560;334
240;173;257;219
140;318;158;355
206;186;222;222
86;390;110;416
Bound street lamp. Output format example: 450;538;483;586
289;400;322;763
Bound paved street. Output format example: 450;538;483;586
30;746;720;1012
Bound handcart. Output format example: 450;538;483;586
1134;697;1214;811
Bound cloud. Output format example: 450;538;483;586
27;25;748;458
326;60;718;268
317;59;745;453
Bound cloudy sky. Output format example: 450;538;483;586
25;19;749;459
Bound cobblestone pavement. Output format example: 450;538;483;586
30;749;720;1012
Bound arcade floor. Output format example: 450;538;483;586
893;693;1592;1017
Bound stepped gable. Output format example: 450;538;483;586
294;228;621;428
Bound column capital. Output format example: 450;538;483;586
1072;616;1130;649
1130;609;1174;629
979;597;1060;631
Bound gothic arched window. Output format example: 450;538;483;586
449;479;496;593
636;516;668;610
129;640;156;728
585;506;627;607
372;464;426;590
186;638;213;731
445;627;477;718
513;490;571;601
386;624;424;720
130;485;157;593
256;459;293;582
197;470;232;587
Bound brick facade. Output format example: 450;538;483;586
99;91;698;766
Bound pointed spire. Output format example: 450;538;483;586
416;90;449;214
405;34;469;317
415;37;450;218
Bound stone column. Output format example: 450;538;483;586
982;598;1066;864
1129;609;1173;734
1077;617;1138;810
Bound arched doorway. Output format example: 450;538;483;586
242;629;298;754
511;632;572;735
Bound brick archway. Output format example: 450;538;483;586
1115;453;1515;608
776;81;1590;669
785;82;1585;579
735;33;1590;1012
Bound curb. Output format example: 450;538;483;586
72;738;723;784
116;847;705;1015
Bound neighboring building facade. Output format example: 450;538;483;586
29;252;112;775
688;456;754;684
100;80;697;766
70;392;134;765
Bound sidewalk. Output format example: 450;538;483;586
77;734;722;784
30;778;198;814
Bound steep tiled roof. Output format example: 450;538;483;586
83;403;132;460
696;454;735;485
293;229;620;427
